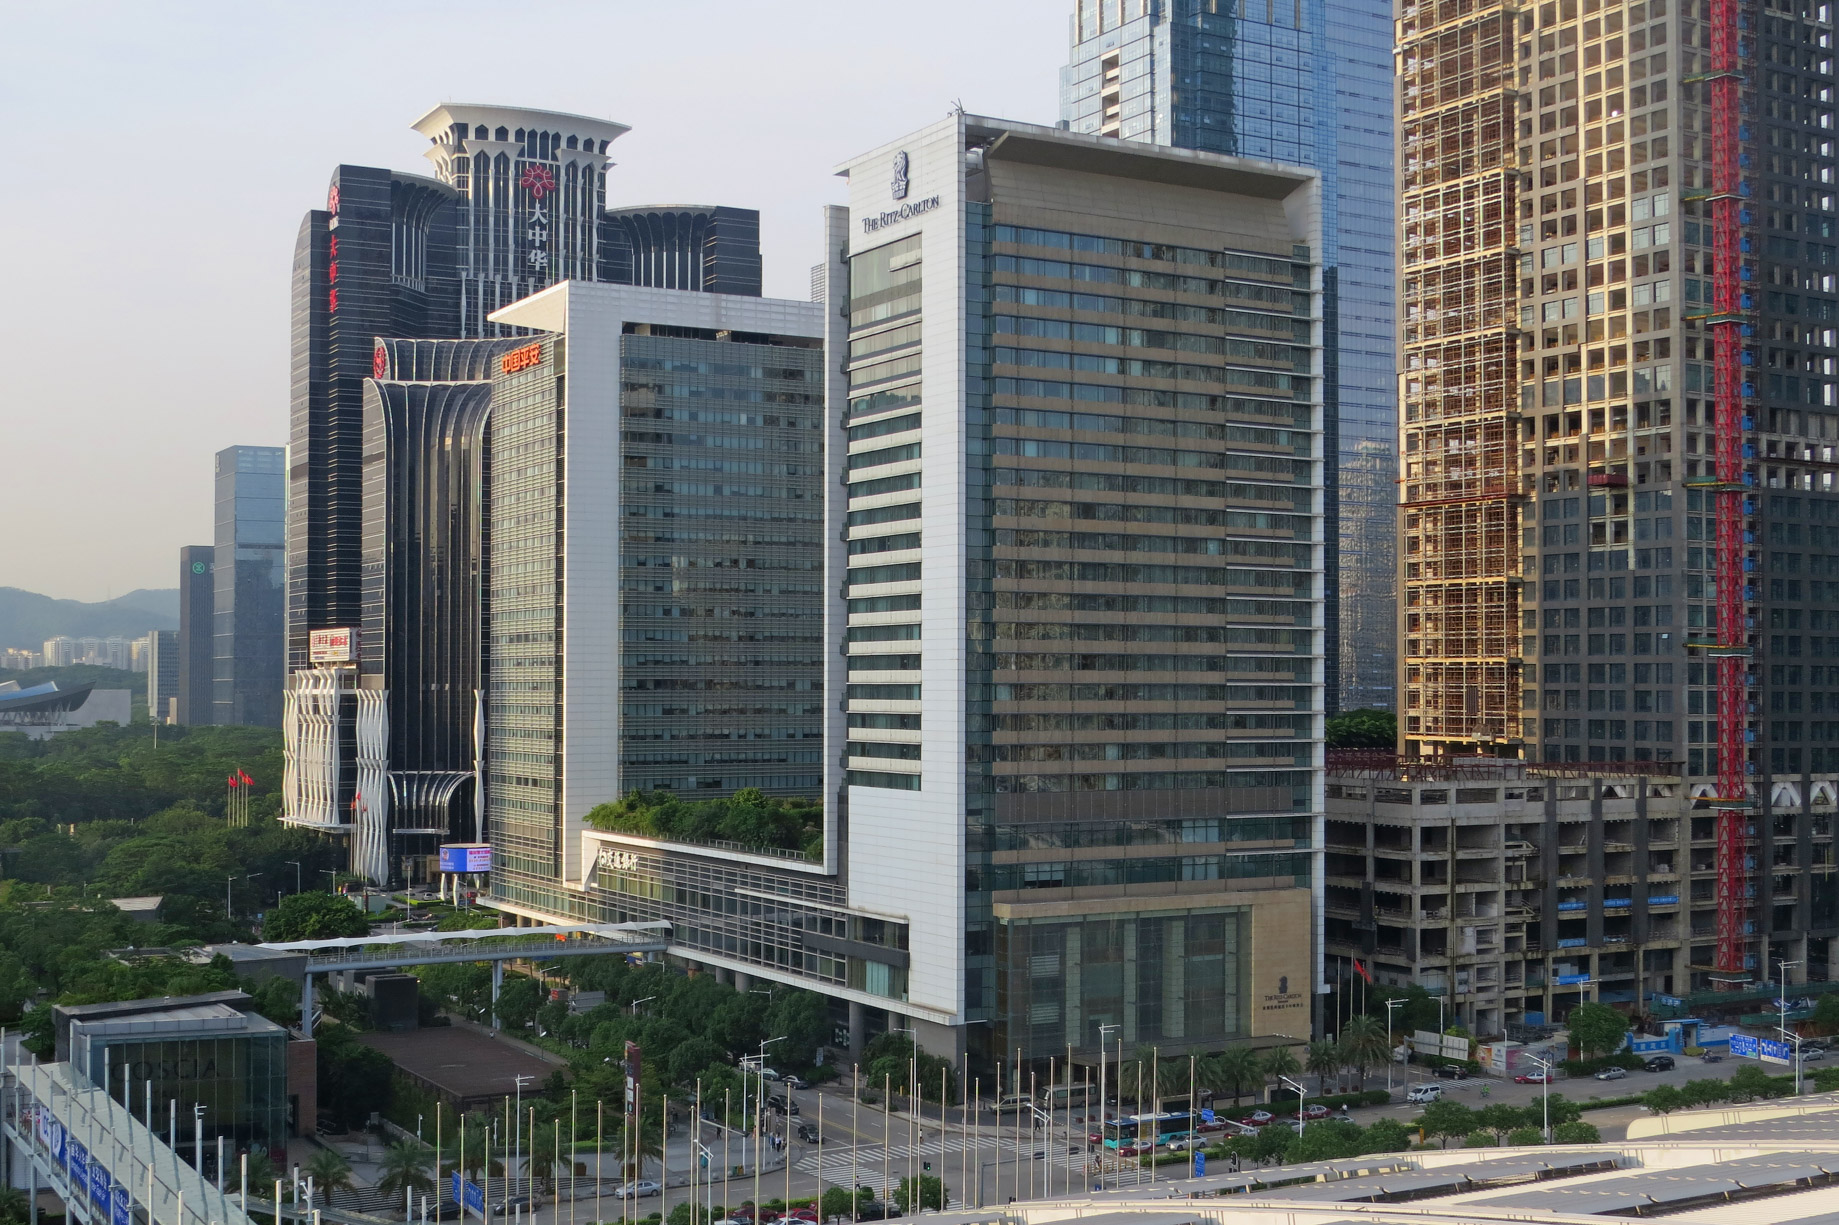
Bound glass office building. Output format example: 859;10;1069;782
213;446;285;727
1062;0;1398;711
485;283;826;904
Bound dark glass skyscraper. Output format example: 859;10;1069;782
1061;0;1397;712
176;546;213;726
213;446;286;727
604;206;764;295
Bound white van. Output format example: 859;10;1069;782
1406;1083;1442;1104
991;1094;1034;1114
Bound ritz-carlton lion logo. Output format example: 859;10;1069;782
891;151;910;200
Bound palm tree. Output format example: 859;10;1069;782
1209;1046;1264;1106
1305;1040;1342;1097
1337;1015;1390;1090
1261;1046;1301;1085
306;1148;353;1204
241;1150;279;1196
0;1186;28;1225
378;1141;436;1200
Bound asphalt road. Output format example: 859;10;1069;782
494;1057;1767;1225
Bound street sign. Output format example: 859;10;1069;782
1193;1152;1206;1178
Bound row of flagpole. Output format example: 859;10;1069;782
224;768;254;828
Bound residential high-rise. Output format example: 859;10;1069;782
488;117;1327;1069
214;446;285;727
147;629;178;723
1061;0;1398;712
176;545;214;725
1395;0;1839;985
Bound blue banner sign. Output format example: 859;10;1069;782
66;1137;87;1186
111;1185;131;1225
88;1155;109;1210
1730;1033;1760;1058
1648;895;1680;906
1555;973;1592;986
1761;1038;1792;1065
451;1172;485;1218
1192;1151;1206;1178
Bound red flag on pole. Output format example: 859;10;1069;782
238;770;253;786
227;774;238;788
1354;959;1373;984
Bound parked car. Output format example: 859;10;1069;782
1405;1084;1442;1104
1514;1070;1552;1084
1238;1110;1275;1127
616;1181;661;1199
1803;1047;1828;1062
786;1209;818;1223
491;1198;533;1216
797;1122;821;1144
1432;1064;1470;1080
1644;1055;1676;1072
854;1201;895;1221
1301;1103;1332;1121
1594;1066;1628;1081
766;1094;801;1116
781;1074;810;1090
755;1067;783;1082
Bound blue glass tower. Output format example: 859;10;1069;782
1061;0;1396;712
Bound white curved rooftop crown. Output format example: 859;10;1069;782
411;103;631;150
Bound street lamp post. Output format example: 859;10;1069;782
631;996;657;1016
1778;958;1805;1094
1384;998;1405;1094
285;861;302;896
227;873;261;920
1278;1076;1306;1139
1095;1023;1120;1190
1523;1054;1552;1142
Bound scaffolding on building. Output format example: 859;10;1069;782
1690;0;1759;982
1396;0;1525;757
1340;439;1401;712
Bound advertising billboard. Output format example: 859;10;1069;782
438;844;493;874
308;627;359;663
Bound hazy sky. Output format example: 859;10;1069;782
0;0;1069;603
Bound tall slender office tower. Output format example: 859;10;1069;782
1066;0;1390;709
176;546;214;725
1396;0;1839;982
214;446;286;727
1062;0;1398;712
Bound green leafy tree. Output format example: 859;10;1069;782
1337;1014;1390;1089
1540;1094;1583;1126
765;989;833;1073
1326;709;1396;749
241;1150;278;1193
1306;1040;1343;1097
892;1175;946;1213
819;1186;865;1223
1358;1117;1414;1154
1462;1130;1496;1148
1566;1002;1629;1058
1551;1120;1601;1144
1282;1119;1363;1163
1478;1103;1528;1141
1367;984;1441;1040
1813;993;1839;1035
1727;1064;1778;1101
315;1025;392;1130
0;1186;28;1225
263;891;370;942
583;788;821;857
1681;1078;1729;1108
1507;1126;1545;1145
1417;1101;1476;1147
494;974;544;1031
1642;1084;1686;1115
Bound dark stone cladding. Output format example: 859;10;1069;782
176;545;214;725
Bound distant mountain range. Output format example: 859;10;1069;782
0;587;179;649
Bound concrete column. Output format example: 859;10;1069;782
1162;919;1186;1040
492;961;504;1031
734;972;753;994
848;1000;865;1062
1122;921;1139;1046
1063;926;1083;1048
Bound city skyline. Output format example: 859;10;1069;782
0;0;1070;603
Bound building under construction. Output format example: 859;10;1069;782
1395;0;1839;989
